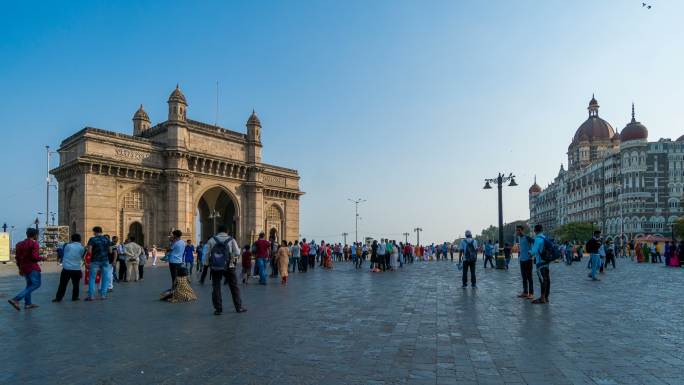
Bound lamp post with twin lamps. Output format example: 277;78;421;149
483;173;517;269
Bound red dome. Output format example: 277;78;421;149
571;116;616;145
621;104;648;142
529;183;542;194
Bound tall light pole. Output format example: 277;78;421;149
414;227;423;246
348;198;366;243
342;232;349;245
45;145;51;227
209;209;221;234
403;232;410;244
483;172;517;269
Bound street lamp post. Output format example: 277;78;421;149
209;210;221;234
348;198;366;243
483;172;517;269
414;227;423;246
403;232;410;244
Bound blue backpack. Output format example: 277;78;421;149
540;237;561;262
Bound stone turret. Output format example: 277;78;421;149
246;110;262;163
167;84;187;122
132;104;151;136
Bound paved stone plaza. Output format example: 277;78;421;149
1;259;683;385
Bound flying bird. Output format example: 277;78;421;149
642;2;652;9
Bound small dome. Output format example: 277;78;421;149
529;176;542;194
247;110;261;126
620;103;648;142
529;183;542;194
168;84;187;105
132;104;150;122
588;95;599;108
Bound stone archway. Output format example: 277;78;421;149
128;221;144;246
265;204;283;243
197;186;238;242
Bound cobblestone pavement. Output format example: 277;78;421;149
1;258;683;385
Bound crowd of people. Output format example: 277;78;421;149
7;222;682;313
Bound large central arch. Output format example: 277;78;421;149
196;186;238;242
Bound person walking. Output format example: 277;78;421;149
503;242;512;270
53;233;86;302
124;236;142;282
308;240;317;270
460;231;478;288
254;232;271;285
241;245;252;284
206;224;246;315
276;240;290;285
377;239;387;271
138;246;147;280
8;228;45;310
300;238;309;272
585;230;602;281
151;245;158;266
184;240;195;281
85;226;112;301
115;237;127;282
530;224;550;304
605;239;616;269
483;240;495;268
515;225;534;299
167;230;186;288
290;240;300;273
196;241;204;274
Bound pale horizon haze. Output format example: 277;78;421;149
1;0;683;245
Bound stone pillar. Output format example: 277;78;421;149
244;166;264;245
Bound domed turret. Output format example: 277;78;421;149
529;176;542;195
620;103;648;142
132;104;151;136
571;95;616;146
247;110;261;127
246;109;262;163
167;84;187;122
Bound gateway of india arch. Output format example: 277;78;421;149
51;85;303;247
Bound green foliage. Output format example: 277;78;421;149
552;222;598;243
673;218;684;240
476;220;528;244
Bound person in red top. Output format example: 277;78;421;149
254;232;271;285
300;238;310;272
8;228;45;311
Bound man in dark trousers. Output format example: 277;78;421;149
459;230;478;288
206;224;246;315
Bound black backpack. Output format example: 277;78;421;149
464;240;477;261
209;236;233;271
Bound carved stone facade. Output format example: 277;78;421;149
51;86;303;247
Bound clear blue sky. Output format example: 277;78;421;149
1;0;683;245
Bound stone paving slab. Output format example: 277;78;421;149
1;258;683;385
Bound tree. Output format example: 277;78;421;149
673;218;684;241
552;222;598;243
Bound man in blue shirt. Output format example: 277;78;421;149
85;226;112;301
184;240;195;281
530;224;550;304
167;230;186;287
484;240;495;268
515;225;534;299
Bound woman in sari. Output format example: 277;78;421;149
323;242;333;269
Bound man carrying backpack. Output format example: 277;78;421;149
206;224;246;315
515;225;534;299
483;240;495;268
530;224;550;304
459;230;478;288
